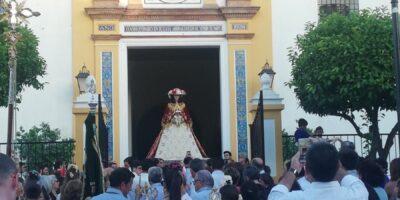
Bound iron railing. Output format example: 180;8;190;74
0;141;75;171
318;0;359;15
282;133;399;163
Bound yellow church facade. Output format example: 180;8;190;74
71;0;282;176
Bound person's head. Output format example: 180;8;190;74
109;168;134;196
190;158;205;178
390;158;400;181
340;141;355;151
223;151;232;160
110;161;118;169
220;184;239;200
157;158;165;168
243;166;260;181
212;158;224;171
224;167;240;186
53;160;63;171
260;173;275;188
339;148;359;171
0;153;18;199
40;166;49;175
240;180;264;200
61;179;82;200
131;160;142;175
305;142;339;182
123;156;132;170
183;157;193;167
103;167;114;189
298;118;308;128
238;156;249;166
164;167;186;200
39;175;54;196
357;159;385;187
141;159;155;172
314;126;324;137
251;157;265;173
148;167;163;184
24;180;43;200
194;170;214;191
65;164;80;181
375;158;388;175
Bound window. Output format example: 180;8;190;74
318;0;359;15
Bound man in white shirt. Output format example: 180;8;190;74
268;142;368;200
211;158;225;189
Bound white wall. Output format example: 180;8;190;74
271;0;396;134
0;0;72;147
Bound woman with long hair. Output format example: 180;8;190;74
163;163;191;200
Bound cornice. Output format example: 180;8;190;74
123;8;224;21
91;34;122;41
226;33;254;39
85;6;260;21
220;6;260;19
121;35;225;38
85;7;127;20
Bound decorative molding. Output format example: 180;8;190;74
91;34;122;41
235;50;248;156
226;33;254;39
85;7;126;20
85;7;259;21
220;6;260;19
121;35;225;38
123;8;224;21
93;0;119;7
101;52;114;161
226;0;251;7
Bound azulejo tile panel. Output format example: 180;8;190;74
102;52;113;160
235;50;248;157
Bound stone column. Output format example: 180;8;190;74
249;64;284;179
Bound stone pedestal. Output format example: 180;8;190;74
249;70;284;179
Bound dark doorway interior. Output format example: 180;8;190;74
128;47;221;160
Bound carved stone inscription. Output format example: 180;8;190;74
124;25;223;32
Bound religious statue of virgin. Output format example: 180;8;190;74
147;88;207;160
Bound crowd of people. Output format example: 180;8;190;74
1;118;400;200
1;143;400;200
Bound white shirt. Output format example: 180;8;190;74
211;170;225;189
131;172;149;191
297;177;311;191
268;175;368;200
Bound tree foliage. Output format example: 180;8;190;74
15;122;75;171
287;8;397;159
0;21;46;107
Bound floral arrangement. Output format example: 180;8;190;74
168;88;186;98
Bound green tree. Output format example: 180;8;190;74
15;122;75;170
282;129;297;161
287;8;397;159
0;21;46;107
